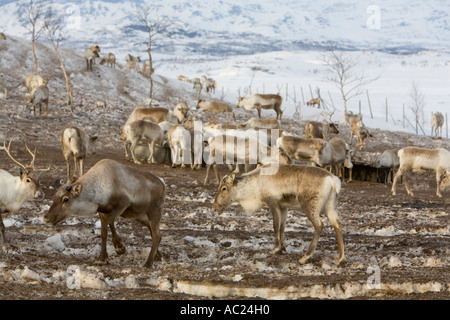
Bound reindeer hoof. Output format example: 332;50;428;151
298;256;310;265
336;256;347;266
115;246;126;255
94;258;109;266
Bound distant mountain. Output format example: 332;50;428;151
1;0;449;61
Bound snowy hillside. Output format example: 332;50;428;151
1;0;449;136
1;0;450;60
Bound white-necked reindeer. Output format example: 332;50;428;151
0;138;49;251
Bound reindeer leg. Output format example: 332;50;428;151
0;213;10;252
269;205;287;254
96;199;130;265
299;208;324;265
109;220;126;255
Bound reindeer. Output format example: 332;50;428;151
0;138;49;251
120;120;163;164
304;121;339;140
244;117;281;129
25;74;48;93
174;101;189;124
44;159;165;268
27;85;49;116
204;134;291;185
168;124;193;169
306;98;321;108
431;112;444;138
100;52;116;68
125;107;174;126
201;75;216;94
313;137;353;182
276;134;324;165
84;47;100;71
213;164;346;266
141;59;154;77
237;94;283;120
342;111;362;125
391;147;450;197
197;100;236;123
192;79;202;96
125;54;141;73
349;119;371;149
61;127;98;183
376;148;400;183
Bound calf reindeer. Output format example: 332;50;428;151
61;127;98;183
213;165;345;266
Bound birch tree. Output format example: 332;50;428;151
133;5;173;101
323;48;378;113
17;0;45;76
44;8;73;115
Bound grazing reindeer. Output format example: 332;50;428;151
0;139;48;251
120;120;163;164
25;74;49;93
431;112;444;138
392;147;450;197
168;124;193;169
44;159;165;268
313;137;353;182
237;94;283;120
61;126;98;183
213;165;346;266
27;85;49;116
100;52;116;68
376;148;400;183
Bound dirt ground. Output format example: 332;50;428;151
0;107;448;301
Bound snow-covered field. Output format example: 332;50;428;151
154;48;450;137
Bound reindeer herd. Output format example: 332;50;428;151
1;42;449;270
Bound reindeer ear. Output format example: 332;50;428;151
222;174;236;185
72;184;82;196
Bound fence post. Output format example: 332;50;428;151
402;104;405;128
446;112;448;138
301;86;305;105
385;98;388;122
366;90;373;119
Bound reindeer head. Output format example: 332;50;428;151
3;138;50;200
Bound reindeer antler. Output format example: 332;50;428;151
3;138;51;173
3;137;30;172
